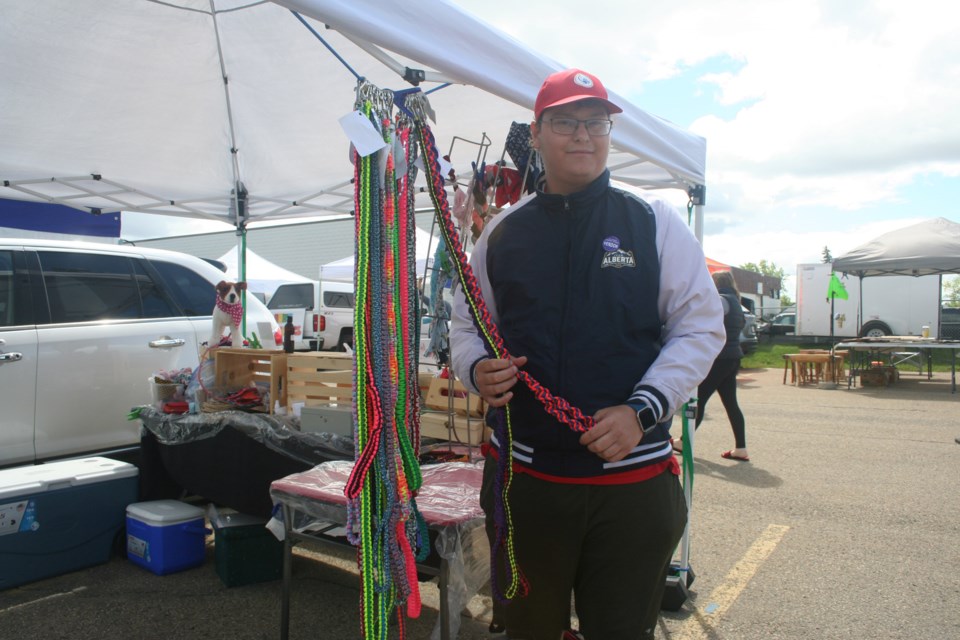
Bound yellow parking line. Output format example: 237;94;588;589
0;586;87;614
672;524;790;639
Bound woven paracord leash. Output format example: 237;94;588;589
412;113;596;604
344;99;426;639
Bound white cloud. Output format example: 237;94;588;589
119;0;960;268
456;0;960;272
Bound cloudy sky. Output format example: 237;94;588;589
457;0;960;292
119;0;959;297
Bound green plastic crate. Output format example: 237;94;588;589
213;513;283;587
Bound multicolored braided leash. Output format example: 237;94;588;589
406;92;596;604
345;86;428;640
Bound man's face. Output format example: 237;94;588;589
531;100;611;196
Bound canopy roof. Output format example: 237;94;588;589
0;0;705;227
216;246;312;297
832;217;960;278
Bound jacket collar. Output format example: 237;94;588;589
536;169;610;215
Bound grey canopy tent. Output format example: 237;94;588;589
832;217;960;335
832;217;960;278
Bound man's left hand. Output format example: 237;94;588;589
580;405;643;462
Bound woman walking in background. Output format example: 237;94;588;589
674;270;750;461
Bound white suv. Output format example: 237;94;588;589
0;239;281;469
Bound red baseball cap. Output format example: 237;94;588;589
534;69;623;120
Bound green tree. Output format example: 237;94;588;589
821;246;833;263
739;260;786;281
740;261;790;316
944;275;960;308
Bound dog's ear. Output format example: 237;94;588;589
236;281;247;291
215;281;228;294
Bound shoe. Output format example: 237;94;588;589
721;450;750;461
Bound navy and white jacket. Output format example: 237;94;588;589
451;170;724;478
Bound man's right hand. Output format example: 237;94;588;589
474;355;528;407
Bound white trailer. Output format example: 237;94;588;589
795;262;941;338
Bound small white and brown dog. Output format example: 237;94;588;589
210;280;247;347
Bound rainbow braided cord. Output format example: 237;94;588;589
411;109;597;603
345;100;425;639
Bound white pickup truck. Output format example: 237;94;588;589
267;280;354;351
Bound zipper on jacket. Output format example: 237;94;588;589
558;196;572;394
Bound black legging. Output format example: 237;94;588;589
695;357;746;449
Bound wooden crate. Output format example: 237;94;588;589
287;366;354;410
286;351;354;372
419;411;484;445
214;348;287;413
424;376;484;418
286;352;435;413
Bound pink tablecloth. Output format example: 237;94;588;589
270;459;483;527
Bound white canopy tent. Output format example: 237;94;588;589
321;227;439;283
215;246;313;299
0;0;706;236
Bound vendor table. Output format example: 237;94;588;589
138;406;353;518
834;339;960;393
270;460;487;640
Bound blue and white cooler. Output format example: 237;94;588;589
0;457;139;590
126;499;208;575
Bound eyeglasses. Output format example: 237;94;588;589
545;117;613;136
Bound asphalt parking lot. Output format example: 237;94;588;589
2;366;958;639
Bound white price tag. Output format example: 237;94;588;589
338;110;388;158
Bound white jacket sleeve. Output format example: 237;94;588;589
630;194;725;418
449;213;506;395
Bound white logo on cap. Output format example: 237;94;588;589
573;73;594;88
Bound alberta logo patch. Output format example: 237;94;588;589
601;248;636;269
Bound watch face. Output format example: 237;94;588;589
637;407;657;432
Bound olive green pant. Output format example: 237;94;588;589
481;454;687;640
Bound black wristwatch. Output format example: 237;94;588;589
634;404;658;434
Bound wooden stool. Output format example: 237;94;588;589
782;354;797;384
784;353;832;385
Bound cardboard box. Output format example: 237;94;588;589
126;500;207;575
0;457;138;590
212;512;283;587
299;405;353;437
860;367;895;387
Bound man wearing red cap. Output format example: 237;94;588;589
452;69;724;639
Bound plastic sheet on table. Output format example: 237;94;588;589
137;405;354;466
